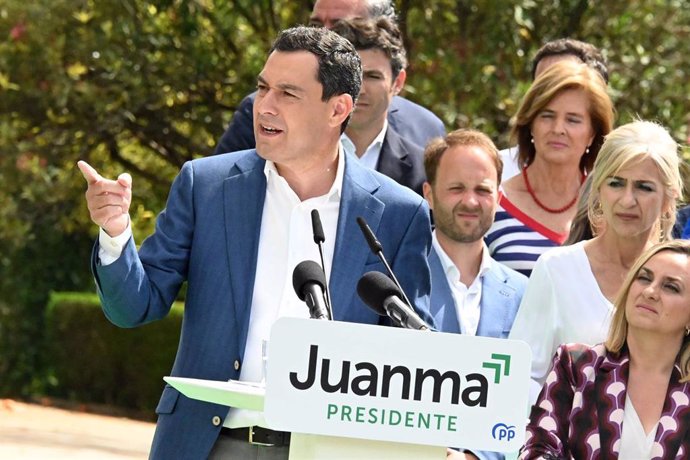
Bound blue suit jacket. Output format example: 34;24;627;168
428;247;526;338
93;150;434;459
378;126;427;196
428;247;526;460
215;92;445;155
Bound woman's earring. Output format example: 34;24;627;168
685;326;690;336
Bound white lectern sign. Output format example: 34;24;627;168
264;318;530;453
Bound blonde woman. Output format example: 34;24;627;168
509;120;683;403
520;240;690;459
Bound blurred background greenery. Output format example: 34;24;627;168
1;0;688;404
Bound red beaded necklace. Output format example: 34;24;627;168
522;166;584;214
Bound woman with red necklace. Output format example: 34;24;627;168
510;120;683;405
484;60;613;277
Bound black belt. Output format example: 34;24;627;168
220;426;291;447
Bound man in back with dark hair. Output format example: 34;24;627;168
531;38;608;83
214;0;445;156
331;16;427;195
309;0;396;27
78;25;434;459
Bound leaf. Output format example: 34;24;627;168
0;72;20;91
66;62;88;80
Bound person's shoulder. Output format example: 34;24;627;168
390;95;440;120
346;153;424;206
536;240;586;266
555;342;602;370
189;149;262;177
489;258;528;289
385;125;425;153
239;91;258;105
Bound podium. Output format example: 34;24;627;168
164;376;444;459
165;318;530;459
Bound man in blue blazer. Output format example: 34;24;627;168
214;0;445;156
78;26;433;460
334;17;427;196
422;129;526;460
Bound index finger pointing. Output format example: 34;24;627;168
77;160;103;184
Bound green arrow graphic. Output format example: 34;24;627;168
482;353;512;384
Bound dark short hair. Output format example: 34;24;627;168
531;38;609;83
270;26;362;132
424;129;503;186
330;17;407;79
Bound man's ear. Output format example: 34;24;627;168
392;69;406;95
423;181;434;210
329;93;354;129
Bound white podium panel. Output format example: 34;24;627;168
265;318;531;453
162;377;264;411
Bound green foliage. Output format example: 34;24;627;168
399;0;690;146
44;292;183;418
0;227;94;396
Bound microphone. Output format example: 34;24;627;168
293;260;330;320
311;209;333;320
357;271;430;331
311;209;325;244
356;216;413;308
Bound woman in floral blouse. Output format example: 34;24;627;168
520;240;690;459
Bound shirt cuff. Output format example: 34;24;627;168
98;225;133;266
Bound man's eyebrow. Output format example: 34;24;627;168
256;76;304;94
277;83;305;94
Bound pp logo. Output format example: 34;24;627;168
492;423;516;442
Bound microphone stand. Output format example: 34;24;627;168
356;216;413;308
311;209;333;320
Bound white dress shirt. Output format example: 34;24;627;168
225;151;343;428
431;231;491;336
341;120;388;170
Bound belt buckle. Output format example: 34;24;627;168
248;426;275;447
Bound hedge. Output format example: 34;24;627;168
45;292;183;420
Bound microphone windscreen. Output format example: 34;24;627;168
311;209;325;244
292;260;327;301
356;217;383;253
356;271;401;316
